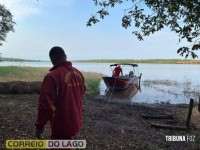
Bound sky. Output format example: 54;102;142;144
0;0;198;61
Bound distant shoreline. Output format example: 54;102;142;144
1;58;200;64
74;59;200;64
0;57;49;62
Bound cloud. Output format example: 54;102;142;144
0;0;40;20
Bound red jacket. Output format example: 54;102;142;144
35;61;86;138
113;66;123;77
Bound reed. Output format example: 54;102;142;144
82;72;103;95
143;79;180;86
143;79;200;99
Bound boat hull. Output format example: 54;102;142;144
103;76;139;91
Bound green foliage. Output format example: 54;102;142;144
87;0;200;59
0;4;15;46
82;71;102;95
85;78;100;95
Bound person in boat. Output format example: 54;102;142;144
35;46;86;139
113;65;123;77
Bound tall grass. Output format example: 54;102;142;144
0;66;102;95
0;66;49;81
82;72;103;95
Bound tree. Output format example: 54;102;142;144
87;0;200;58
0;4;15;46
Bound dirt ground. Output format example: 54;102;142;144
0;93;200;150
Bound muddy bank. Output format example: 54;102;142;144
0;81;41;94
0;81;95;97
0;94;200;150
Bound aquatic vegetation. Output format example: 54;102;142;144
142;79;200;104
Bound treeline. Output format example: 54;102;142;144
74;59;200;64
0;57;46;62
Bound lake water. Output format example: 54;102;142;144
1;61;200;104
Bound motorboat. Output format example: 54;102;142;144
103;63;142;91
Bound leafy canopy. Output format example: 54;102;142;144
0;4;15;46
87;0;200;59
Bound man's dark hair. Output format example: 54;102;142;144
49;46;66;60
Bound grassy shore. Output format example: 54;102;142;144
0;66;102;95
75;59;200;64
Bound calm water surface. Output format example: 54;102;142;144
1;61;200;104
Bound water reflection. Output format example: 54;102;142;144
104;84;140;100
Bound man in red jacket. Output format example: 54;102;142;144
35;46;86;139
113;65;123;77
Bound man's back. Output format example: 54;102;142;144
36;61;85;139
50;61;85;138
